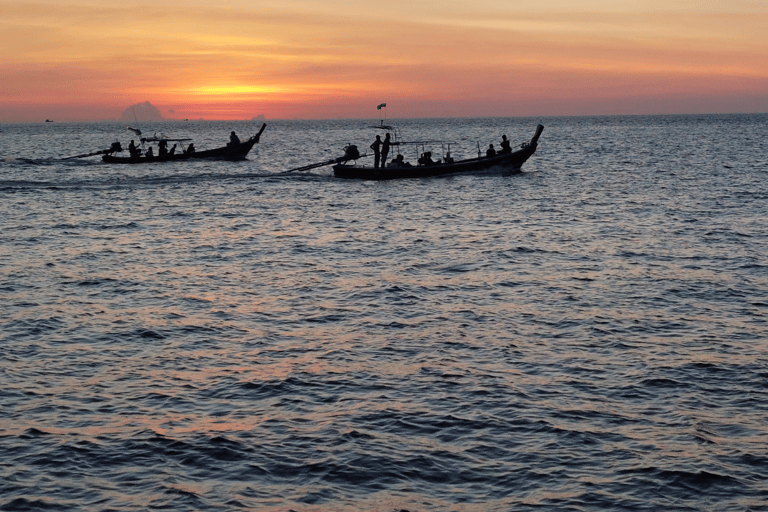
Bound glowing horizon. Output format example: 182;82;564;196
1;0;767;122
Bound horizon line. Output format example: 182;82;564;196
3;111;767;125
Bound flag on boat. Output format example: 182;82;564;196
377;103;386;110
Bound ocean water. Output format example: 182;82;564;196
1;114;767;512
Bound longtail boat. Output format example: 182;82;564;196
101;124;266;164
332;124;544;180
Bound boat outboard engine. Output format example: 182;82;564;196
335;144;360;163
108;141;123;154
343;145;360;160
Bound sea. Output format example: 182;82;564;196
1;114;767;512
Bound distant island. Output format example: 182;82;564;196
117;102;266;122
120;101;164;122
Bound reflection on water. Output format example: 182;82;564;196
1;114;768;511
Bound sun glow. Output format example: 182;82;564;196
1;0;767;121
187;85;283;96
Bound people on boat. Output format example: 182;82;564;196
418;151;438;166
229;131;240;146
145;146;154;158
168;144;177;155
499;135;511;154
128;140;140;158
382;133;392;166
158;139;168;156
486;144;496;157
388;154;412;168
186;143;195;154
370;135;382;168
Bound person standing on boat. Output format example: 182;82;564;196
158;139;168;156
381;133;392;167
486;144;496;157
370;135;382;168
499;135;511;154
229;131;240;146
128;140;140;158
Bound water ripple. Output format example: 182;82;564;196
1;115;768;511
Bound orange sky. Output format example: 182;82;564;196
1;0;767;121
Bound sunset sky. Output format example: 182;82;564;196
2;0;767;121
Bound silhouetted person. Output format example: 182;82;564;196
389;154;411;168
168;144;177;155
382;133;392;166
499;135;511;154
418;151;436;166
145;146;154;158
128;140;140;158
158;139;168;156
370;135;382;168
486;144;496;157
186;143;195;154
229;131;240;146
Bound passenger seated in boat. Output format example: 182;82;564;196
418;151;438;166
499;135;511;154
186;143;195;154
145;147;154;158
158;139;168;156
229;131;240;146
387;154;412;168
168;144;177;155
486;144;496;157
128;140;141;158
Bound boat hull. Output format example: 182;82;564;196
102;153;192;164
190;135;259;160
333;124;543;180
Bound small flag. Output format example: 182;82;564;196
377;103;386;110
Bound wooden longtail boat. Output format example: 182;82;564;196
332;124;543;180
101;124;266;164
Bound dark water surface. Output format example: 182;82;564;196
1;115;767;511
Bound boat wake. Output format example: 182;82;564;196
0;170;330;191
12;157;100;167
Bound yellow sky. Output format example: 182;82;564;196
1;0;767;121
